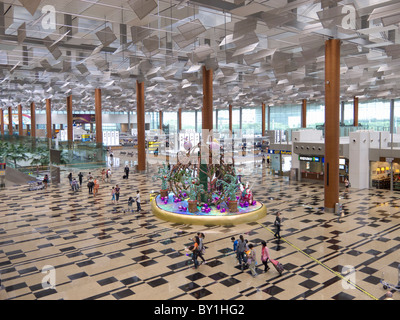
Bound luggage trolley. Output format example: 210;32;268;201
380;263;400;292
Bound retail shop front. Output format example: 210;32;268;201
268;149;292;176
371;157;400;190
299;156;348;183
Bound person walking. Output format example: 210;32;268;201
135;190;142;212
274;212;282;239
101;169;106;183
68;172;73;185
261;241;270;273
93;178;100;197
190;235;201;269
43;174;49;189
115;185;120;203
111;187;116;204
87;178;94;194
78;172;83;187
236;235;247;271
197;232;206;265
127;196;134;213
71;179;79;192
124;165;130;179
247;244;257;277
231;237;239;263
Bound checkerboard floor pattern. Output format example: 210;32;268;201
0;158;399;300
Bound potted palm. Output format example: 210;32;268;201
153;163;171;198
187;179;204;213
216;173;239;213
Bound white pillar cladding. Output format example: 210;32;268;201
349;131;370;190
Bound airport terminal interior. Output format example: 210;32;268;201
0;0;400;301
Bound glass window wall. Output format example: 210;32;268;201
270;104;301;130
163;111;178;134
358;99;390;131
181;111;196;131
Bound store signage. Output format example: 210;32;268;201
268;150;292;155
299;156;313;161
299;156;322;162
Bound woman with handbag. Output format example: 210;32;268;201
261;241;270;273
197;233;206;265
190;236;201;269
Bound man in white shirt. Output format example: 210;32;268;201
135;190;142;212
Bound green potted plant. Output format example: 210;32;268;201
153;163;171;198
187;179;204;213
216;173;239;213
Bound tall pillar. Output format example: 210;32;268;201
261;103;266;136
390;99;395;134
267;105;271;131
8;106;13;135
66;95;73;142
30;102;36;138
0;109;4;136
201;66;213;195
324;39;341;213
353;96;359;127
301;99;307;128
46;99;52;139
18;105;23;136
202;66;213;131
95;89;102;144
178;108;182;132
229;104;233;136
137;80;146;172
159;111;163;132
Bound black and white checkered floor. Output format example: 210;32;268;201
0;160;399;300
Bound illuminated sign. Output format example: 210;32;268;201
299;156;323;162
268;150;292;155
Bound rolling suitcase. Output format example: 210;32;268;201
270;259;284;276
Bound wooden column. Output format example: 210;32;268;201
0;109;4;136
301;99;307;128
261;103;266;136
8;107;13;135
30;102;36;138
229;104;233;136
66;95;73;142
200;66;213;198
178;108;182;132
18;105;23;136
353;96;359;127
46;99;52;139
159;110;163;131
324;39;341;213
95;89;103;144
202;66;213;132
137;80;146;172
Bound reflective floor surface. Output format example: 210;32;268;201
0;155;399;300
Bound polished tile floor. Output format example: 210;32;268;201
0;156;399;300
